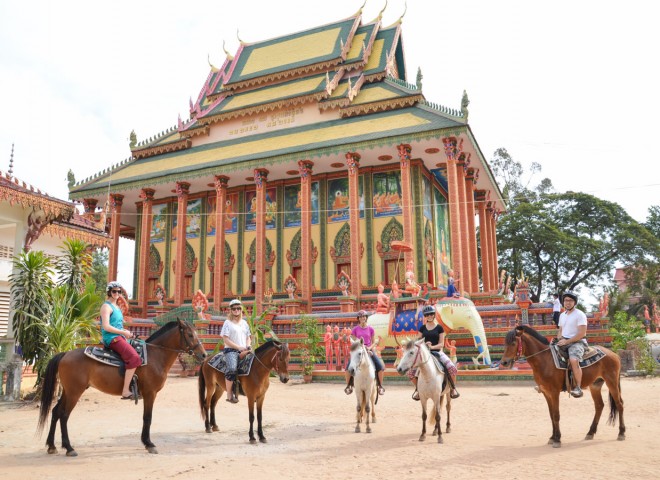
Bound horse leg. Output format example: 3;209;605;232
445;395;452;434
209;388;222;432
585;380;605;440
435;402;443;444
141;395;158;454
605;374;625;441
248;395;257;444
354;394;362;433
55;390;82;457
419;401;427;442
370;388;377;424
46;397;63;454
365;396;372;434
543;391;561;448
256;394;267;443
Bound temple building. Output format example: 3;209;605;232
69;7;504;317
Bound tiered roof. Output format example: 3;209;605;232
70;8;469;198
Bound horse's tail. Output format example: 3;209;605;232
198;364;207;418
37;352;65;435
607;377;623;426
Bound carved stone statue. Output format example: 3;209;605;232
332;325;342;370
24;208;50;252
324;325;333;370
341;326;351;368
67;169;76;189
192;289;209;321
129;130;137;149
375;283;390;314
284;275;298;299
337;271;351;296
404;260;422;297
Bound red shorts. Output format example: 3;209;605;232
108;336;141;369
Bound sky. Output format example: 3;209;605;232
1;0;658;298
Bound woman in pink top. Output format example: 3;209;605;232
344;310;386;396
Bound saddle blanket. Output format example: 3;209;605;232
208;351;255;376
83;339;148;368
550;344;606;370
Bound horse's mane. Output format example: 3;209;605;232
146;321;180;342
505;325;549;345
254;340;283;355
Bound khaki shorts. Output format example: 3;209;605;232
567;341;586;360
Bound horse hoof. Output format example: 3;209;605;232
147;446;159;454
552;442;561;449
419;435;426;442
259;438;267;444
249;439;257;445
366;427;372;433
212;426;219;432
437;436;443;444
66;450;78;457
446;427;452;434
617;434;625;441
584;434;593;440
205;428;213;433
355;427;360;433
547;439;554;445
47;447;58;455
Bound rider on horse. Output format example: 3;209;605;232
555;290;588;398
221;299;252;403
344;310;386;396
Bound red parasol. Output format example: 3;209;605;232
389;241;413;284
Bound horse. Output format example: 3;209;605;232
346;338;376;433
396;339;452;443
37;319;207;456
500;325;625;448
198;340;290;444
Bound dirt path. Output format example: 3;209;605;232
1;376;658;479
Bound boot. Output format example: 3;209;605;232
344;376;354;395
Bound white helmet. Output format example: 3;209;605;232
229;299;242;308
106;281;122;294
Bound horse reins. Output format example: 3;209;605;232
252;344;287;374
145;324;203;356
514;335;551;361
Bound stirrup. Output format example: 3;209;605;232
412;389;420;401
570;387;583;398
377;385;385;395
450;390;460;399
344;385;353;395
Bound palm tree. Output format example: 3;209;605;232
56;239;92;292
9;250;54;367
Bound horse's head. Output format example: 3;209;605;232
396;338;424;375
347;338;368;376
178;319;207;361
273;342;290;384
500;326;524;369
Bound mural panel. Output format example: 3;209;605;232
171;199;202;240
150;203;168;243
433;188;451;285
206;192;239;235
284;182;319;227
327;177;364;223
245;188;277;231
372;171;402;217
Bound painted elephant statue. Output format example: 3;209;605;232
435;297;491;365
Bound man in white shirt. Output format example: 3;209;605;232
552;293;561;327
556;290;588;398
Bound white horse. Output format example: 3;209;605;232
346;338;377;433
396;339;452;443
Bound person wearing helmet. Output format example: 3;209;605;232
344;310;386;396
100;281;141;400
410;305;459;400
556;290;588;398
221;299;251;403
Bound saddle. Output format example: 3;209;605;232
550;343;605;370
83;339;148;370
208;351;255;377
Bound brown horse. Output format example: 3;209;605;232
37;320;207;456
198;340;290;443
500;325;625;447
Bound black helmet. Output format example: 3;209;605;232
423;305;436;317
562;290;578;305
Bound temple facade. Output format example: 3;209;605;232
69;8;504;317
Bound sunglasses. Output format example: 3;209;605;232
231;307;242;311
110;289;122;294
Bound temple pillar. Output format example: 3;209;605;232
475;190;492;292
213;175;229;308
397;144;414;266
465;169;479;292
345;152;361;299
298;160;314;313
137;188;155;316
254;168;269;314
486;204;498;291
442;137;464;293
174;181;190;305
456;154;472;293
491;209;500;289
82;198;98;221
108;194;124;283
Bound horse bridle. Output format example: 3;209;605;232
411;342;431;368
146;323;204;356
252;344;287;374
512;333;550;361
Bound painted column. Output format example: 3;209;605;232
486;204;497;291
475;190;491;292
442;137;464;293
82;198;98;221
397;144;414;266
298;160;314;312
174;181;190;305
108;194;124;283
345;152;361;299
137;188;155;316
465;169;479;292
254;168;269;314
455;154;472;293
491;209;500;290
213;175;229;309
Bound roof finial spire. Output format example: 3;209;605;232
8;143;14;176
223;40;234;60
237;29;244;45
207;54;219;72
378;0;388;20
399;0;408;22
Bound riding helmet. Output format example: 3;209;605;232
229;298;242;307
422;305;436;317
357;309;369;318
562;290;578;305
106;281;122;294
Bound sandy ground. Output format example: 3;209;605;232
1;374;659;480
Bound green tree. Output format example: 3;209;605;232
9;251;54;367
609;311;646;351
91;248;109;297
295;315;324;376
56;239;92;292
645;205;660;238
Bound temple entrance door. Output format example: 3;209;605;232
384;259;404;286
292;266;301;285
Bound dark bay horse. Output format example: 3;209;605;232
500;325;625;447
37;320;207;456
198;340;290;443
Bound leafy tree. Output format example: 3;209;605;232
609;311;646;351
645;205;660;238
9;251;54;367
56;239;92;291
91;248;109;297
